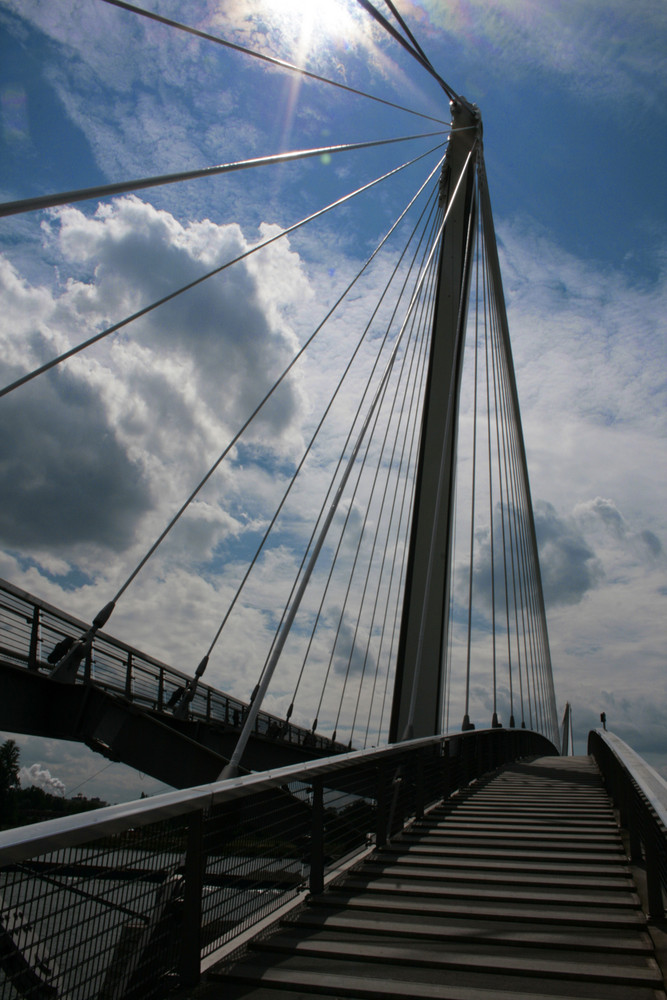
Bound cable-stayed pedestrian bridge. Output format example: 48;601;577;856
0;2;665;998
0;578;350;783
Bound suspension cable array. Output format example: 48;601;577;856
1;0;559;768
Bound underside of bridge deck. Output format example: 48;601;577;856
196;755;667;1000
0;658;345;787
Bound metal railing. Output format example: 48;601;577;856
0;727;555;999
0;577;339;754
589;728;667;918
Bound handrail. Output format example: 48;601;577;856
0;727;556;998
0;733;444;865
0;575;341;754
0;728;556;865
592;729;667;827
589;727;667;918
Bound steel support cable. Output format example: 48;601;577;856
491;300;539;732
221;202;451;775
496;308;533;729
318;250;437;742
50;155;448;686
88;149;448;632
477;213;501;727
222;171;469;773
361;347;426;748
506;416;552;739
490;291;529;731
360;251;438;746
374;343;428;745
0;131;447;220
488;325;558;744
366;208;469;741
488;269;545;735
98;0;449;126
509;437;547;735
444;485;458;733
505;417;543;732
500;396;556;741
492;297;532;728
477;165;557;739
503;420;556;742
287;191;442;724
397;145;479;740
260;183;443;710
354;0;459;103
487;244;521;727
313;207;442;738
0;140;445;402
304;393;383;736
501;400;539;690
342;253;438;742
197;161;446;676
373;317;431;746
480;221;504;724
498;332;533;732
338;298;427;744
463;195;481;725
353;252;437;745
380;0;436;71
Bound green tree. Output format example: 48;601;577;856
0;738;20;826
0;739;20;793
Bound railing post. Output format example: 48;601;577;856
621;787;642;864
645;826;665;919
125;652;133;699
158;668;164;711
376;764;389;848
84;644;92;683
309;778;325;896
441;740;450;801
415;751;425;820
180;809;204;987
28;606;40;670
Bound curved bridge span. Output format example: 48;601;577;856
0;577;348;786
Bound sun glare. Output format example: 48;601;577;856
264;0;360;55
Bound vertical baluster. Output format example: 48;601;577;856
28;606;39;670
125;652;133;699
180;809;204;986
309;779;325;895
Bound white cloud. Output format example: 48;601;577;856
418;0;667;106
497;227;667;759
443;219;666;760
1;0;665;784
4;731;172;802
0;197;312;571
19;762;66;796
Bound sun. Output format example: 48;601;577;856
263;0;360;55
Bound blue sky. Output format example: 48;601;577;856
0;0;665;800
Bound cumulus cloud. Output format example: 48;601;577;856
0;197;311;567
575;497;665;566
534;501;603;607
19;762;66;796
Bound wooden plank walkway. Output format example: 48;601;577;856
196;756;667;999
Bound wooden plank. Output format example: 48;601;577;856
203;757;667;1000
289;907;655;954
254;933;664;987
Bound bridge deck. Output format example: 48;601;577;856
197;756;666;999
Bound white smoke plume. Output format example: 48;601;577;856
19;764;66;797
